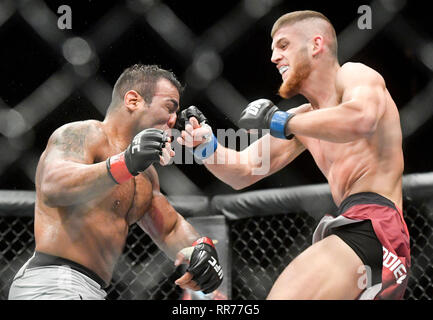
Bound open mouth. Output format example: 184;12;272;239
279;65;290;75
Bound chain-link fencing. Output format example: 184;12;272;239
1;173;432;300
229;195;433;300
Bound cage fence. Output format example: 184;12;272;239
1;174;432;300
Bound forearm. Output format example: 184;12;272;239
203;143;256;190
203;134;304;189
41;160;115;207
287;101;375;142
160;214;201;261
138;193;201;261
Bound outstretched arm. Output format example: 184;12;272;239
203;133;305;190
177;115;306;190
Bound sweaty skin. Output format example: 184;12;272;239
183;26;403;212
270;23;403;209
291;62;404;210
177;19;405;299
182;64;404;210
34;79;200;287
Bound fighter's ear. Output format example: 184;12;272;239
124;90;142;111
312;35;324;57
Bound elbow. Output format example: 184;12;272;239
228;166;255;190
40;177;68;207
343;99;380;139
40;183;60;207
353;114;377;138
230;182;247;191
227;177;247;190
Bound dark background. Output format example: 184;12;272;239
0;0;432;196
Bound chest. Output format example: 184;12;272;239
97;145;153;225
303;138;350;175
106;174;153;225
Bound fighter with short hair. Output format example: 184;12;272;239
177;11;410;300
9;64;223;300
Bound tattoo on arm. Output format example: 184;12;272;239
52;125;89;160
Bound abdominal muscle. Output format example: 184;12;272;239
327;157;402;209
304;137;404;210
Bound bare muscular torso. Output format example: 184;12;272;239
296;87;404;209
34;120;154;285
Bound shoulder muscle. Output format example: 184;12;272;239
337;62;385;93
46;120;104;163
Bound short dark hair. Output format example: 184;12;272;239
110;64;183;109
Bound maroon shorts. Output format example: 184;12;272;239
312;192;411;300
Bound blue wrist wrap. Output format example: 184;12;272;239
270;111;289;139
193;133;218;160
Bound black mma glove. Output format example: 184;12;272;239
174;105;209;131
187;237;223;294
106;128;169;184
175;106;218;160
238;98;295;139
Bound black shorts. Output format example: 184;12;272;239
330;216;383;286
313;192;410;299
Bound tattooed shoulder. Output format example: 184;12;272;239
50;121;96;160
